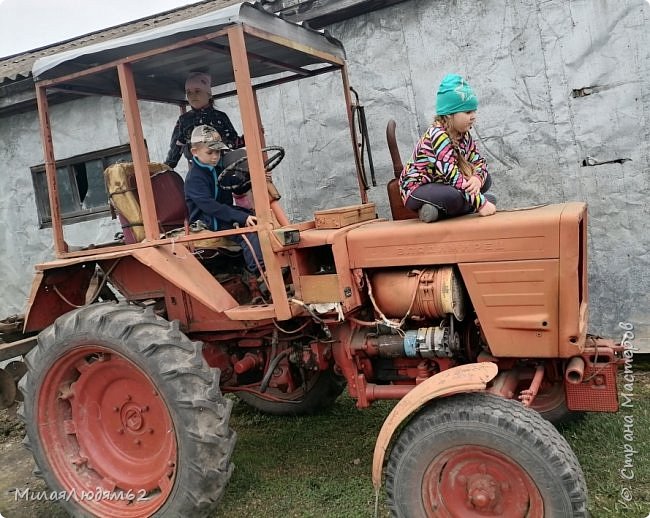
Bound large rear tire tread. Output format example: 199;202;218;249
19;302;236;517
385;393;588;518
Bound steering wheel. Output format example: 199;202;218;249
218;146;285;194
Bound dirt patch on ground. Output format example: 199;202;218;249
0;405;66;518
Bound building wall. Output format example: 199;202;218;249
0;96;181;315
0;0;648;349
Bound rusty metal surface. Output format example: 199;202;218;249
24;244;241;332
565;340;621;412
371;362;498;490
24;264;96;333
459;259;560;358
130;245;239;313
346;203;578;268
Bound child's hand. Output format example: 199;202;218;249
462;176;482;196
245;215;258;227
478;201;496;217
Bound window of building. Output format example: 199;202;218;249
31;144;133;228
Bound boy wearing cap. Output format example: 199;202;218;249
399;74;496;222
165;72;244;169
185;124;263;273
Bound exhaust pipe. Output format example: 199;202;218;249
565;356;585;384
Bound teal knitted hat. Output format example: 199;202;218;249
435;74;478;115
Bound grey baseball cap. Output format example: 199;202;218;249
190;125;229;150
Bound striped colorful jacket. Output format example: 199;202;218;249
399;122;489;210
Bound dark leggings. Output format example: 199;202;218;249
405;175;492;218
232;233;264;274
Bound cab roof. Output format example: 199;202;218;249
32;2;346;104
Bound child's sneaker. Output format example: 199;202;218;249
418;204;439;223
256;276;270;298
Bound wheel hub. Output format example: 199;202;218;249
122;404;145;432
39;346;177;516
69;353;175;488
423;446;543;517
466;473;499;510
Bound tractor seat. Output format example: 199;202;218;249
103;162;241;252
386;120;418;221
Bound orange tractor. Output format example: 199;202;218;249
4;3;622;517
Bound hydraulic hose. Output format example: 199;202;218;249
259;349;290;393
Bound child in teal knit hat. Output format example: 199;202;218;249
399;74;496;222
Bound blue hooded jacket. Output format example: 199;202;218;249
184;157;250;231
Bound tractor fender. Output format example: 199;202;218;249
371;362;498;490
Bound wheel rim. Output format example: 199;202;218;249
423;446;543;517
38;345;176;517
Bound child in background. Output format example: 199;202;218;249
185;125;263;274
165;72;244;169
399;74;496;222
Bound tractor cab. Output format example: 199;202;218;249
27;1;371;330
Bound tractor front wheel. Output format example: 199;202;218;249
386;393;587;517
19;303;235;517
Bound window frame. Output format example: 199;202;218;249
31;143;133;228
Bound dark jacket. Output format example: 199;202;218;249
185;157;250;230
165;106;244;168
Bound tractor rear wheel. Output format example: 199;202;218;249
19;303;235;517
236;369;346;416
386;393;587;517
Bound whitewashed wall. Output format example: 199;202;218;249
0;96;180;315
0;0;647;350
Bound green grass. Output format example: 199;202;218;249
218;396;394;517
217;361;650;517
